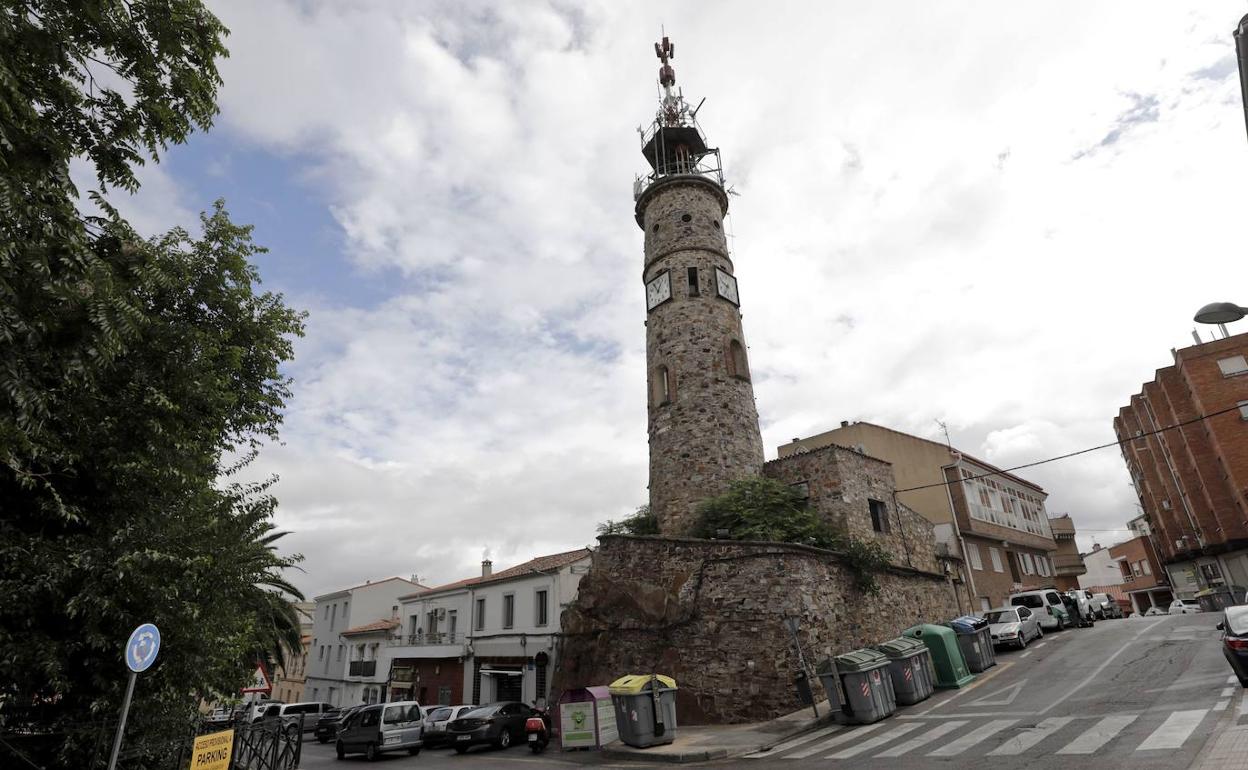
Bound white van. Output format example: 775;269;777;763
1008;589;1071;631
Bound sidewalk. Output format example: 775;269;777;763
601;701;832;763
1190;690;1248;770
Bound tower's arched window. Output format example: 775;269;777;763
654;365;673;405
728;340;750;381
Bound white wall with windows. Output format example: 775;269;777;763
957;462;1053;539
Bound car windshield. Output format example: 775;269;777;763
1011;595;1043;609
384;704;420;724
461;705;499;719
985;610;1019;624
428;707;452;721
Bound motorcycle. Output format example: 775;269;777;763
525;707;552;754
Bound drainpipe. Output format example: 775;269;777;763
943;456;980;609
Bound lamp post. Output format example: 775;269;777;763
1193;302;1247;338
1236;14;1248;142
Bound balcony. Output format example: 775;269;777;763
1052;553;1087;576
348;660;376;678
389;631;460;647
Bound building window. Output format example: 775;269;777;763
503;594;515;629
727;339;750;380
536;590;549;626
1021;553;1034;575
989;547;1003;573
687;267;699;296
868;499;889;533
319;646;325;661
1239;400;1248;420
1141;559;1151;576
654;366;672;405
476;597;486;631
1218;355;1248;376
337;645;343;661
324;605;330;621
979;596;991;612
966;542;983;571
330;604;336;630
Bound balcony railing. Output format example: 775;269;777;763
348;660;377;677
388;631;460;647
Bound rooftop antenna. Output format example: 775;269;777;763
935;419;953;449
1191;328;1202;345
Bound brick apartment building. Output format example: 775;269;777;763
1115;331;1248;603
781;422;1058;611
1048;514;1087;591
1109;535;1172;614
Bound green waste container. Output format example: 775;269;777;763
608;674;678;748
903;624;975;689
874;636;936;705
826;649;896;724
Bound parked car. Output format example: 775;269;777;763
423;704;478;748
985;606;1043;649
1217;606;1248;687
1009;589;1071;631
446;702;533;753
1063;590;1097;627
264;702;337;736
1143;605;1168;616
203;706;234;729
315;705;362;744
1090;592;1124;619
247;700;285;723
1169;598;1203;615
336;701;424;761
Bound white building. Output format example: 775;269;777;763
305;576;425;706
1078;545;1124;588
388;549;593;707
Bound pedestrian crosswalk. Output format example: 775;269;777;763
745;708;1217;761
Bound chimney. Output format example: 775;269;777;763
1092;543;1101;552
410;574;419;585
482;560;493;577
840;420;849;428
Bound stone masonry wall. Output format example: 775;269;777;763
640;175;765;536
553;536;962;725
763;444;942;574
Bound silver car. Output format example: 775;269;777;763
422;704;478;748
985;606;1042;649
336;701;424;761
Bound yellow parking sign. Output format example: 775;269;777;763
189;729;233;770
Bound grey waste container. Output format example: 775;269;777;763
815;657;847;715
873;636;936;706
608;674;678;748
829;649;897;724
948;616;996;673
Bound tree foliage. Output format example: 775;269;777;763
597;504;660;536
1;3;307;766
692;477;892;594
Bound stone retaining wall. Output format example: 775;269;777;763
553;535;963;724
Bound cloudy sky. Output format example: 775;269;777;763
104;1;1248;598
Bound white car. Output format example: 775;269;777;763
1090;592;1124;619
1143;606;1167;616
985;606;1043;649
1169;598;1203;615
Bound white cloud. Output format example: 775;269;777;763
136;0;1248;597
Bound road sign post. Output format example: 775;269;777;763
107;623;160;770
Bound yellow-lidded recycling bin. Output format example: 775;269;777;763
608;675;678;748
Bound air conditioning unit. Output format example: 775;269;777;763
1175;539;1185;550
1161;500;1172;510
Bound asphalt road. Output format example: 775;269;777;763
298;614;1244;769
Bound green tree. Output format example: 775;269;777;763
691;477;892;594
597;504;660;536
0;2;307;766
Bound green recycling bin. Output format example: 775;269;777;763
608;674;678;748
903;624;975;688
874;636;936;705
829;649;897;724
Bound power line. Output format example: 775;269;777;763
894;402;1247;495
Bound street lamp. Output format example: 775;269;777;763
1237;14;1248;142
1193;302;1248;325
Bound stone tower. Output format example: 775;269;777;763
635;36;765;536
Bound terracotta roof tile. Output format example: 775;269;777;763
340;618;400;636
397;548;592;600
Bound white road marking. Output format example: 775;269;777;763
1230;675;1239;684
969;680;1029;707
875;720;967;757
1038;618;1167;715
825;722;920;759
1032;642;1047;649
744;725;841;758
783;723;880;759
1019;651;1033;659
926;719;1017;756
987;717;1073;756
1213;699;1229;712
1056;715;1137;755
1136;709;1208;751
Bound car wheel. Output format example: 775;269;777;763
365;742;378;762
336;741;345;760
408;747;421;756
455;745;469;754
498;729;512;749
1238;674;1248;689
1017;632;1027;650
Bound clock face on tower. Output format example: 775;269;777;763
646;270;672;311
714;267;739;306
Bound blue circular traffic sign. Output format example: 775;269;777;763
125;623;160;673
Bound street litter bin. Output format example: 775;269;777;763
607;674;678;748
794;671;814;705
948;615;996;673
903;624;975;688
873;636;936;706
828;649;897;725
